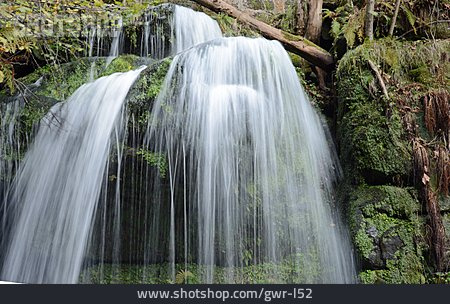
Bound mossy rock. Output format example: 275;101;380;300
16;55;144;102
348;185;427;283
126;57;172;130
336;39;450;185
338;99;411;183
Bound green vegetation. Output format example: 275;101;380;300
349;185;426;284
80;255;323;284
0;0;164;93
136;148;168;178
336;39;449;183
127;58;171;105
13;55;141;101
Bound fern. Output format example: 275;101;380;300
325;3;364;50
330;20;341;40
0;27;35;54
0;27;36;93
401;5;417;33
341;9;364;48
175;270;195;284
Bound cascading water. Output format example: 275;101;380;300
105;18;124;67
0;68;143;283
0;3;356;284
140;4;222;58
172;5;222;54
145;37;356;283
0;99;25;255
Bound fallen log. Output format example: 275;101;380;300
192;0;335;71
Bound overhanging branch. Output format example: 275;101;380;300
192;0;335;71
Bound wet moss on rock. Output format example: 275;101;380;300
18;55;143;101
348;185;427;283
336;39;449;185
336;39;449;282
126;58;172;128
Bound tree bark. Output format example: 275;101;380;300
191;0;335;71
273;0;286;14
388;0;401;36
305;0;322;43
305;0;326;90
365;0;375;40
296;0;306;35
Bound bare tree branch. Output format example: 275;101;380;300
388;0;402;36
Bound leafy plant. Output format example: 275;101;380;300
136;148;168;178
0;27;36;92
175;270;196;284
324;2;365;50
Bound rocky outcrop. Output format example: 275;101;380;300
349;186;426;283
336;39;450;283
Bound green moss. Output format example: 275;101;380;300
128;58;171;105
100;55;140;77
337;39;449;89
355;226;375;259
213;13;259;38
281;31;325;50
360;186;419;219
339;100;410;181
408;64;433;84
359;252;426;284
126;58;172;129
348;185;426;283
17;55;141;101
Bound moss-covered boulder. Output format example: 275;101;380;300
338;100;410;183
349;185;427;283
336;39;449;185
17;55;146;101
336;43;411;184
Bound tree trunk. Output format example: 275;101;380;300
365;0;375;40
305;0;326;90
305;0;322;43
191;0;334;71
273;0;286;14
296;0;306;36
388;0;401;36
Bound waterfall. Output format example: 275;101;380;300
145;37;356;283
0;99;25;257
105;19;124;67
140;4;222;58
172;5;222;54
0;68;143;283
0;4;356;284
